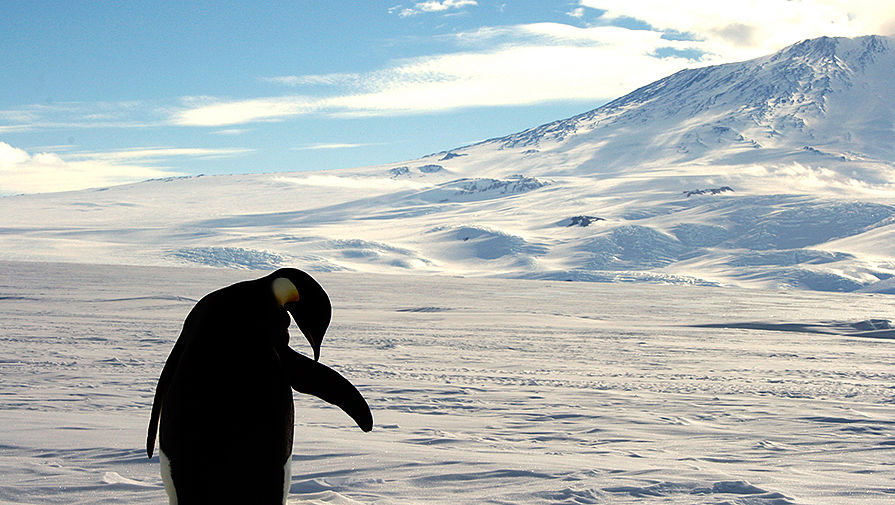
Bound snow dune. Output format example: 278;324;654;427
2;261;894;504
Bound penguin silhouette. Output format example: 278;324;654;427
147;268;372;504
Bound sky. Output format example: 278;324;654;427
2;1;894;194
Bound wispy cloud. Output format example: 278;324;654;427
211;128;253;136
172;96;323;127
0;100;163;133
291;142;387;151
262;73;361;87
174;24;699;126
0;143;249;194
67;147;253;162
173;2;895;128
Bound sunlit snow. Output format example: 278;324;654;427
1;261;894;504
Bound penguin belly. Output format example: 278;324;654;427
159;448;177;504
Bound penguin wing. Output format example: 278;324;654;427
146;297;214;458
279;345;373;432
146;337;186;458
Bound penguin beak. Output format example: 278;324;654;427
285;301;325;362
302;329;320;362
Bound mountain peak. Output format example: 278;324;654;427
773;34;888;66
480;35;894;168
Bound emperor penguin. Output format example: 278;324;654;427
146;268;372;504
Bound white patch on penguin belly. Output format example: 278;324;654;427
283;456;292;504
159;448;178;505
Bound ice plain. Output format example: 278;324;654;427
2;260;894;504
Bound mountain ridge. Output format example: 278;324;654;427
482;35;891;151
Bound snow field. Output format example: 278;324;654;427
2;261;894;504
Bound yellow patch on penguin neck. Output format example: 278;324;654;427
272;277;300;306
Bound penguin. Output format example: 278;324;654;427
146;268;372;504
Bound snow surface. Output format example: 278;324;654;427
1;36;894;293
2;260;895;504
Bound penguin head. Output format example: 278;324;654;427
268;268;331;361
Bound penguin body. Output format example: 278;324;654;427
147;269;372;504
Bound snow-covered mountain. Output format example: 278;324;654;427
492;35;893;162
3;35;895;292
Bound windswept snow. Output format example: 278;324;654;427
1;261;894;504
169;246;289;269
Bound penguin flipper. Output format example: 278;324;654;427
146;340;185;458
279;346;373;432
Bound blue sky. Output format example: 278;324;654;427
2;0;893;194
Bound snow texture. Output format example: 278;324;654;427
1;261;894;504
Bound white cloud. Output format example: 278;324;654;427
0;143;252;194
0;142;183;194
416;0;477;12
172;2;895;128
582;0;895;59
173;24;698;125
395;0;477;17
173;96;323;126
329;28;691;114
0;142;30;165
